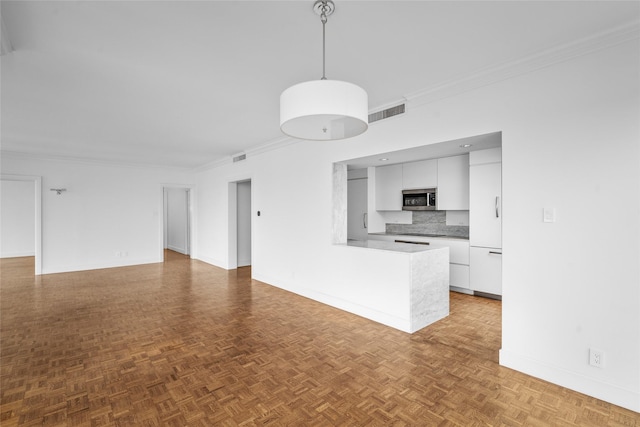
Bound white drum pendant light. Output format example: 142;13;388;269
280;0;368;141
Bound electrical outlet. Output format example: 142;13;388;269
589;348;604;368
543;207;556;223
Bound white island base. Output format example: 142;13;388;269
340;240;450;333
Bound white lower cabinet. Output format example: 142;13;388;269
450;263;470;289
368;234;470;290
470;246;502;295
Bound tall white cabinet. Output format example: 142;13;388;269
469;148;502;296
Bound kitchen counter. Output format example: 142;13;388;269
339;240;449;333
368;232;469;241
347;239;445;253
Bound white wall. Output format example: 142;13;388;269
166;188;189;255
0;154;195;274
0;179;35;257
194;39;639;411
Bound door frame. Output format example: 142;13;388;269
227;175;253;270
159;184;196;261
1;174;42;275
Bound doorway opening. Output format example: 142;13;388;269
228;179;252;270
0;175;42;275
162;186;193;260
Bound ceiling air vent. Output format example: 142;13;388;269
368;103;405;124
233;153;247;163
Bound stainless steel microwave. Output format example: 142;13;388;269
402;188;437;211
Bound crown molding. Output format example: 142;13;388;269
198;20;640;172
194;135;300;172
404;20;640;108
0;15;13;56
6;20;637;173
0;149;193;172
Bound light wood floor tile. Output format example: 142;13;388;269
1;252;638;426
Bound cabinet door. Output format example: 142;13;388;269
347;178;369;241
402;159;437;190
375;164;403;211
470;246;502;295
470;162;502;248
437;154;469;210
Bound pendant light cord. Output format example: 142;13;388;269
320;4;328;80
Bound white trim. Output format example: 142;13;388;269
405;20;640;108
0;15;13;56
500;349;640;413
193;254;227;270
167;245;188;255
1;150;193;172
2;20;638;175
194;135;298;173
228;182;238;270
0;251;36;258
196;20;640;172
227;174;254;270
1;174;42;275
41;257;160;275
252;272;412;333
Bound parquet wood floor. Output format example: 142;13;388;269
1;252;638;426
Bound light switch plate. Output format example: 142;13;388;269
543;207;556;223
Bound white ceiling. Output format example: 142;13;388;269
1;1;638;169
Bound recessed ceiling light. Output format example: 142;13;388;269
379;158;389;161
460;144;473;148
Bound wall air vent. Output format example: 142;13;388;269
368;103;405;124
233;153;247;163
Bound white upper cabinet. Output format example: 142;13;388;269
374;154;470;211
375;164;403;211
437;154;469;210
402;159;437;190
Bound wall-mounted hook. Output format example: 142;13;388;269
50;188;67;195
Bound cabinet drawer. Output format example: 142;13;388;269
430;238;469;265
470;247;502;295
450;264;470;289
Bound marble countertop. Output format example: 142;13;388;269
368;232;469;241
346;239;447;253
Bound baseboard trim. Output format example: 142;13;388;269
1;252;36;258
193;255;228;270
167;245;187;255
252;273;412;333
499;348;639;413
41;257;161;275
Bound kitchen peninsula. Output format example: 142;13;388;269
342;240;449;333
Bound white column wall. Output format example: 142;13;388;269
195;39;639;411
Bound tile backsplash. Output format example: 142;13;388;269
386;211;469;238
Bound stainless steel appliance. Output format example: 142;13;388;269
402;188;437;211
